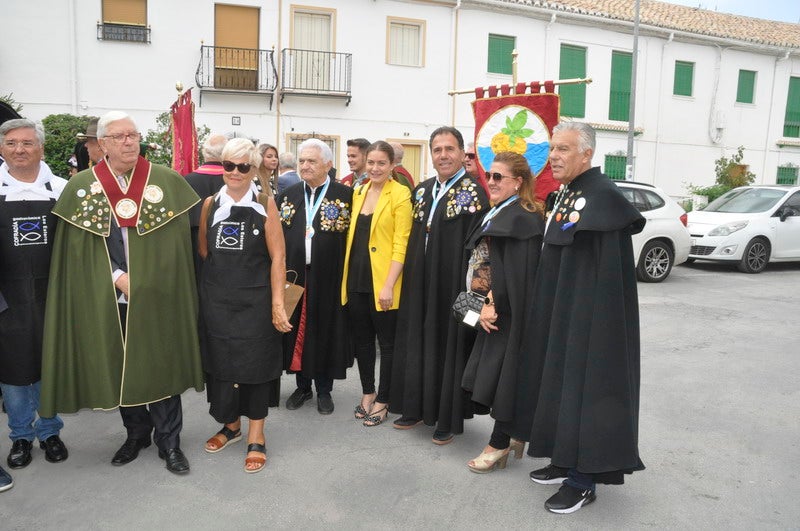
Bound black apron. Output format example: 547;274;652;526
0;184;58;385
200;199;282;384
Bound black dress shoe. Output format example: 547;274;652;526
39;435;69;463
111;438;151;466
7;439;33;469
317;394;334;415
285;388;313;410
432;430;455;445
158;448;190;475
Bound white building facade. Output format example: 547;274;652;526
3;0;799;194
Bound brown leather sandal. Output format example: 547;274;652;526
204;426;242;453
244;443;267;474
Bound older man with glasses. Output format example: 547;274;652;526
40;111;204;475
0;119;70;490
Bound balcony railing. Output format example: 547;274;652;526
195;45;278;107
97;22;150;43
280;48;352;105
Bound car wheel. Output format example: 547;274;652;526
737;237;770;273
637;239;674;282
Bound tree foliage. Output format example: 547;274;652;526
689;146;756;203
42;114;95;178
0;93;24;113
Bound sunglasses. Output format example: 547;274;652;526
486;172;514;183
465;153;476;160
222;161;253;173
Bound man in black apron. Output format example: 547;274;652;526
0;119;69;484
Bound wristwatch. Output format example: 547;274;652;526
484;296;494;306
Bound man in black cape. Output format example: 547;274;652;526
389;127;488;444
278;139;352;415
524;122;645;514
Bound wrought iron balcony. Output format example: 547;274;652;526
280;48;352;105
97;22;150;43
195;45;278;107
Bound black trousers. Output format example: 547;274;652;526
488;421;511;450
117;303;184;451
347;291;397;404
296;373;333;396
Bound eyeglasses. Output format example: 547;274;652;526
104;132;141;144
486;172;514;183
222;161;253;173
2;140;38;149
465;153;476;160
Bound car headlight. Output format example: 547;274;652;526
707;220;749;236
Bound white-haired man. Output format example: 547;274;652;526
0;119;69;486
276;151;301;195
40;111;204;475
277;139;352;414
524;122;645;513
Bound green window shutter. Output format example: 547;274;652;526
673;61;694;96
609;51;632;121
784;77;800;138
487;34;514;75
559;44;586;117
736;70;756;104
777;166;798;185
604;154;627;180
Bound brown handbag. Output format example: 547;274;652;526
283;270;304;317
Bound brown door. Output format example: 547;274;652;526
214;4;259;90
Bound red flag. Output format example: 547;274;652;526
472;90;560;201
170;89;198;176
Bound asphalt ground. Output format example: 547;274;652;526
2;261;799;530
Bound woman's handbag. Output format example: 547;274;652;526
452;290;485;328
283;270;305;318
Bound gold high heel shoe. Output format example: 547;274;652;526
467;447;510;474
509;439;525;459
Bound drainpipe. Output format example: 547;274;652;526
760;50;791;183
544;13;556;76
275;0;283;149
449;0;461;127
652;32;673;188
69;0;78;114
708;45;726;145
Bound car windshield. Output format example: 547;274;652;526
702;188;786;213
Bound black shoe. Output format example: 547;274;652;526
111;438;151;466
544;484;596;514
392;416;422;430
158;448;190;475
7;439;33;469
530;464;569;485
39;435;69;463
432;430;455;445
317;394;334;415
285;388;313;410
0;465;12;492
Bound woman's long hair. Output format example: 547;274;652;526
491;151;545;216
258;143;278;193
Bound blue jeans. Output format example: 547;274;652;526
565;468;596;493
0;381;63;442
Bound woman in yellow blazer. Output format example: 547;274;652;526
341;141;412;426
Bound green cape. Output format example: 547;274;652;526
39;162;203;416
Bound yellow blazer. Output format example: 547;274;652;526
341;179;412;310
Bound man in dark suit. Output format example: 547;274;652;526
276;152;301;194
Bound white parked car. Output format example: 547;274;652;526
686;185;800;273
615;181;691;282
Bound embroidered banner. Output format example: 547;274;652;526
472;87;561;201
170;89;198;176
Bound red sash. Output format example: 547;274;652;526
92;156;151;227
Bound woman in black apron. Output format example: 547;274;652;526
198;138;291;474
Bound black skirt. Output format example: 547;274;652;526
207;374;280;423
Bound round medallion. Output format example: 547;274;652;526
116;198;138;219
90;181;103;195
144;185;164;204
574;197;586;211
555;212;562;222
77;189;86;198
568;211;580;224
253;229;260;235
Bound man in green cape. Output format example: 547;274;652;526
40;111;204;475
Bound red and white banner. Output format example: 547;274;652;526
170;89;198;176
472;83;561;201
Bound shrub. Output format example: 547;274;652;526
41;114;95;178
688;146;756;205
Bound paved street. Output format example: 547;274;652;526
2;261;799;530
